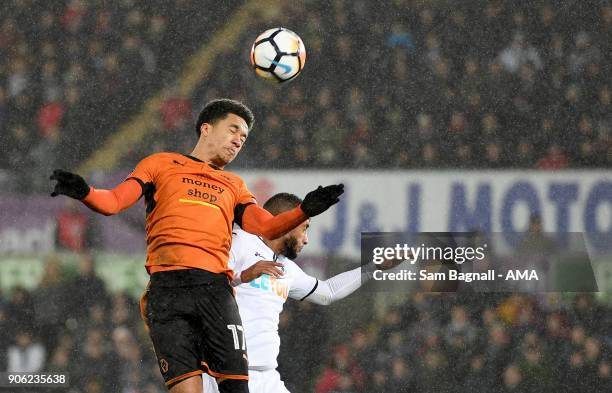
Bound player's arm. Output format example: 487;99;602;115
232;260;284;286
235;184;344;240
296;266;368;306
50;169;142;215
290;258;406;305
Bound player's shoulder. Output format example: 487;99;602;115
221;171;256;204
220;169;248;186
137;152;181;166
277;255;300;271
231;225;271;265
232;225;262;246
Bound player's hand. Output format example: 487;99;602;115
240;261;284;283
377;255;411;271
50;169;91;200
379;249;414;271
300;184;344;217
366;251;413;274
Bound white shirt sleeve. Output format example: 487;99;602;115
286;259;370;305
305;267;370;305
287;259;318;300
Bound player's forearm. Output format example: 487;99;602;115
306;267;368;305
241;204;307;240
82;179;142;216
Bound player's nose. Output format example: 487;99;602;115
231;137;242;149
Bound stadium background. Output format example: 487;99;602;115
0;0;611;392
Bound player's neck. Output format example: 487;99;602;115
262;237;283;255
189;144;226;169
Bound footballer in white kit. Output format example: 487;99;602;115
202;193;372;393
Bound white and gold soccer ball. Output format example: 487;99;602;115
250;28;306;83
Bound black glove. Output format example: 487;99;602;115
300;184;344;217
50;169;90;199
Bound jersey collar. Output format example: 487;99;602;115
256;235;280;262
182;154;223;170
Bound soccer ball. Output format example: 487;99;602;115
250;28;306;83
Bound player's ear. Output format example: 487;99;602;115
200;123;210;137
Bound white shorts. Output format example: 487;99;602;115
202;368;290;393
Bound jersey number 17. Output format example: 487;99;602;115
227;324;246;350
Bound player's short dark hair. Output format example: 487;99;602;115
195;98;254;138
263;193;302;215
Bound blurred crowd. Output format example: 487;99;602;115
0;255;165;393
151;0;612;170
0;0;236;192
2;1;611;192
2;254;610;393
303;292;612;393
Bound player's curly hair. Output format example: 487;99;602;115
263;193;302;215
195;98;255;138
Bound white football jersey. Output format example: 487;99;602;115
229;226;317;369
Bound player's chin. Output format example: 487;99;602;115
219;154;234;165
225;149;238;162
292;246;304;257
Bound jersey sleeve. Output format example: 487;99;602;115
286;259;318;301
236;178;257;205
301;266;367;305
82;180;143;215
81;154;161;216
127;154;161;186
240;204;307;240
233;179;258;228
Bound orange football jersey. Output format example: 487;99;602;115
128;152;256;277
